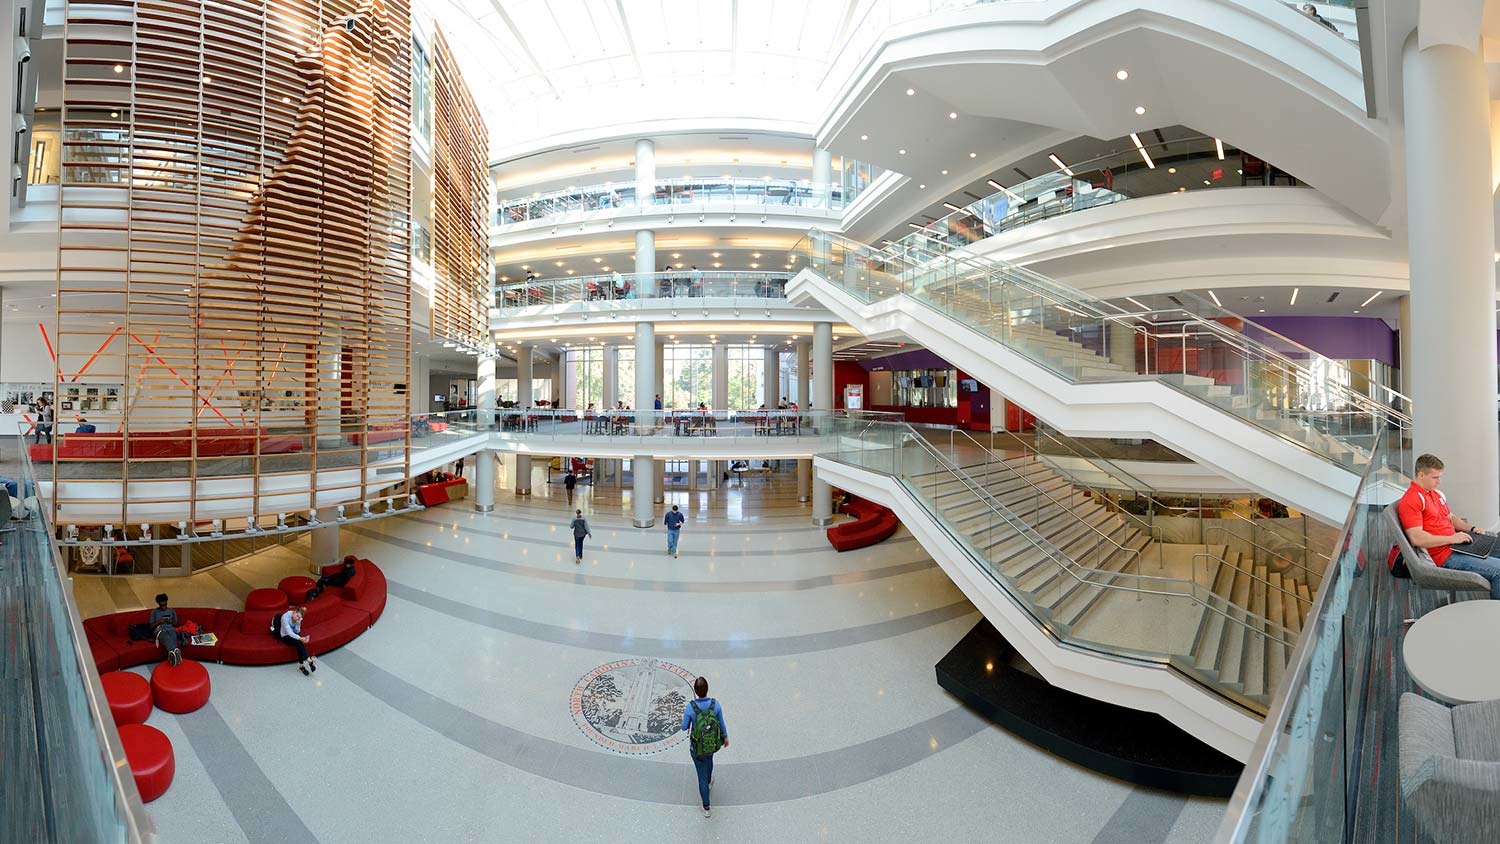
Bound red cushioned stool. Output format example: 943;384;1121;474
150;659;211;714
118;723;175;802
245;587;289;613
101;671;153;726
278;575;317;604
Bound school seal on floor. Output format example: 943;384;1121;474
569;658;695;755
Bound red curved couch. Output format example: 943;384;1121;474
84;560;387;672
29;426;304;463
826;497;900;552
416;478;468;506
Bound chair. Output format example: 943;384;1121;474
1399;693;1500;843
1385;502;1491;596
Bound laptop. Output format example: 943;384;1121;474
1449;532;1498;559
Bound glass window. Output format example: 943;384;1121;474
663;345;713;409
412;38;432;141
727;345;763;409
891;369;957;408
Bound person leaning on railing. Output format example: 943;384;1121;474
1398;453;1500;599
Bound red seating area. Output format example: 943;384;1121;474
151;660;212;714
28;426;304;463
826;496;900;552
84;560;387;671
101;671;154;726
118;724;175;803
416;477;468;506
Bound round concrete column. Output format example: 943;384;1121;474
811;322;835;524
635;229;655;292
1403;37;1498;522
634;138;655;207
812;146;833;207
474;449;496;512
514;454;532;496
633;323;656;527
516;346;533;409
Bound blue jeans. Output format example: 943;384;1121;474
690;752;713;809
667;527;680;554
574;536;585;559
0;477;17;498
1444;553;1500;599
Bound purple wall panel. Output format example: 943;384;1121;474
1244;316;1397;366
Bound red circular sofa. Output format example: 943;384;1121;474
84;559;388;671
826;496;900;552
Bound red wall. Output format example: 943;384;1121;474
834;361;870;409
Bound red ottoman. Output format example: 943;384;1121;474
279;575;317;604
150;660;211;714
118;723;175;802
245;587;289;613
101;671;153;726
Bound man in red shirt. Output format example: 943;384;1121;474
1397;453;1500;598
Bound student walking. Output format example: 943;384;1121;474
569;509;591;565
34;398;53;445
564;469;577;504
664;504;685;557
681;676;728;817
454;456;465;478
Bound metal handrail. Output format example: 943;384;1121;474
888;432;1298;649
1192;552;1313;608
1213;430;1391;842
14;432;152;842
493;270;793;308
1203;523;1327;585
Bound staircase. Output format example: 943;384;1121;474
898;446;1309;713
792;231;1407;523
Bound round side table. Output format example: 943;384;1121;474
1403;600;1500;704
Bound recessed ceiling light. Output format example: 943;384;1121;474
1167;167;1176;174
860;134;868;141
968;152;976;159
281;96;290;104
555;261;564;266
948;112;958;119
918;184;925;189
1048;154;1073;176
601;266;610;271
1290;288;1299;305
750;263;759;268
711;252;721;258
942;202;964;213
202;76;212;85
672;253;681;259
110;111;118;118
898;149;906;155
906;88;915;96
521;265;529;270
1203;180;1211;186
593;257;602;263
1116;69;1129;80
712;262;721;268
940;169;948;175
1215;138;1226;160
1360;291;1382;307
1353;309;1360;313
113;64;124;73
1208;290;1222;307
1134;106;1145;115
1259;309;1266;313
752;252;761;258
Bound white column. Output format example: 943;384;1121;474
811;146;833;207
1397;295;1413;398
633;323;656;527
634;138;655;207
1107;320;1138;373
310;507;339;570
712;343;729;489
516;346;533;408
515;454;532;496
764;346;779;408
477;352;496;428
553;352;567;408
797;339;813;502
654;458;666;504
812;322;834;524
474;449;496;511
602;345;619;409
635;229;655;292
1403;37;1498;522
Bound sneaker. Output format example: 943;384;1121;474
702;807;711;818
674;552;679;558
169;649;182;667
309;660;317;673
299;663;310;676
575;556;581;565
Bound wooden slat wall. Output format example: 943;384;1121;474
57;0;413;529
428;28;489;348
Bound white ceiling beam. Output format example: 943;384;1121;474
612;0;646;81
486;0;561;98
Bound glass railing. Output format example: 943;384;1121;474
492;270;793;310
4;432;150;842
413;219;432;266
823;414;1305;714
792;230;1411;472
1215;431;1402;843
889;134;1301;257
495;176;846;227
475;407;836;443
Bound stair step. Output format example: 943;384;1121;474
1049;533;1154;626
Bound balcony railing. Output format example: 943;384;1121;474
494;177;847;227
889;135;1302;259
492;270;793;311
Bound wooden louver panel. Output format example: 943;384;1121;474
428;28;490;349
55;0;413;529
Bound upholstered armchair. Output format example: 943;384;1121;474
1399;693;1500;843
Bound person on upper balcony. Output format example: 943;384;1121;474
1300;3;1339;33
1398;453;1500;599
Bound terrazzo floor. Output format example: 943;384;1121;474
78;472;1227;843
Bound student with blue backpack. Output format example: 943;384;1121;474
680;676;728;817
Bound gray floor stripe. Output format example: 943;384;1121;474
207;566;256;603
384;579;976;657
101;577;140;611
326;649;991;806
1088;788;1188;844
348;526;934;593
174;701;319;844
387;514;913;557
